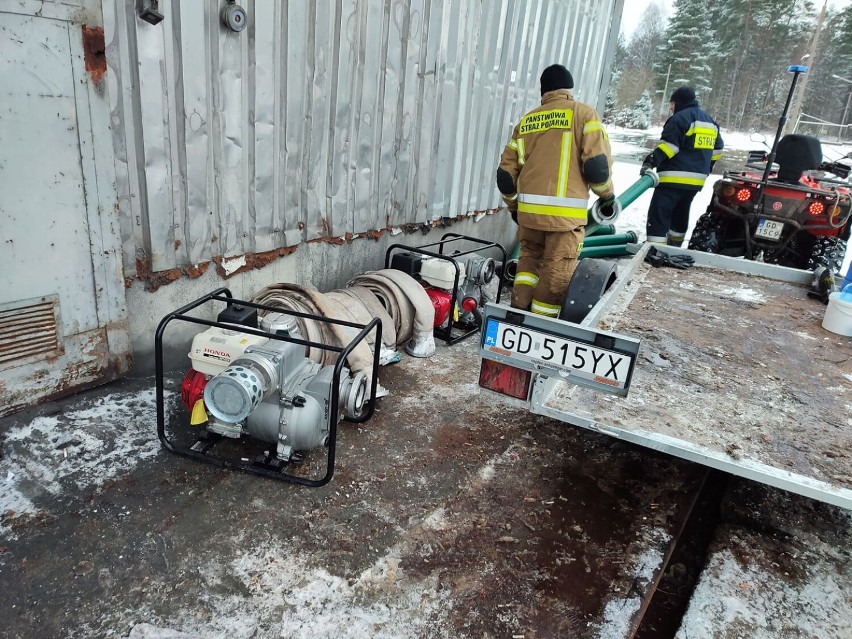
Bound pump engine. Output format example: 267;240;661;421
181;312;367;462
420;253;496;328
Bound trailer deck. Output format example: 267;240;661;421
530;247;852;510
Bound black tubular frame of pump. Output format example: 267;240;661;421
155;288;382;487
384;233;507;345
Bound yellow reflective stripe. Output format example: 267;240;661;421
517;137;526;166
507;139;518;150
519;108;573;135
556;132;572;197
657;142;678;158
531;299;561;317
583;121;608;140
711;152;723;161
658;175;706;186
686;124;718;136
515;272;539;287
517;201;588;219
503;192;518;201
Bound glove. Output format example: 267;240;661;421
640;153;656;176
644;246;694;269
598;194;616;220
510;209;518;224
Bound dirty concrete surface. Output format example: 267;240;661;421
1;331;850;638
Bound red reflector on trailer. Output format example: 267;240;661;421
479;359;532;400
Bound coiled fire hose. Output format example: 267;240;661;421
347;269;436;358
250;283;375;383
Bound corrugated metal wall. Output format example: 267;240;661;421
105;0;621;274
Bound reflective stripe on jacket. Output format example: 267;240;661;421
498;90;614;231
652;101;724;190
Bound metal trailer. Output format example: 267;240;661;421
480;244;852;510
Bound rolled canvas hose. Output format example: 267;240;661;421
251;284;333;364
251;283;374;379
329;286;397;347
347;269;436;358
325;289;388;349
347;272;415;343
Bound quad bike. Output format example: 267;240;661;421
687;65;852;302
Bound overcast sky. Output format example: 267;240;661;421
620;0;851;39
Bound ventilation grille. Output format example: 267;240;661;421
0;297;61;369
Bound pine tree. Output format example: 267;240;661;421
657;0;716;100
802;5;852;129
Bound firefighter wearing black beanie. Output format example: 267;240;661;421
496;64;614;317
641;86;724;246
539;64;574;95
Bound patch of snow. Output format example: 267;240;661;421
591;527;672;639
677;547;852;638
0;389;172;533
421;506;449;530
116;539;453;639
717;287;766;303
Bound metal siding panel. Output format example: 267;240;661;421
252;2;277;253
0;14;97;333
393;0;429;227
178;0;217;264
281;2;310;241
464;1;501;213
448;1;479;216
216;25;251;257
136;19;177;271
351;0;386;234
110;0;619;272
431;0;461;218
306;2;335;240
327;0;355;239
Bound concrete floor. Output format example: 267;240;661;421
1;336;849;639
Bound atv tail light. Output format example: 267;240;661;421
479;359;531;401
721;185;736;197
736;188;752;202
808;200;825;216
828;205;842;223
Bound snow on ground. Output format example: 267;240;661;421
676;543;852;638
608;126;852;278
0;388;174;535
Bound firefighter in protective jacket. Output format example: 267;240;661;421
497;64;615;317
642;86;724;246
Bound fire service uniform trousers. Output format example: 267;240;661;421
511;225;584;317
646;187;698;246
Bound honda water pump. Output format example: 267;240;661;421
181;311;367;462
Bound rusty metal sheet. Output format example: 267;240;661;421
0;4;131;415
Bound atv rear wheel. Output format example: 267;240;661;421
687;209;728;253
807;236;847;275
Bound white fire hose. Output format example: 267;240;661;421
347;269;436;358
